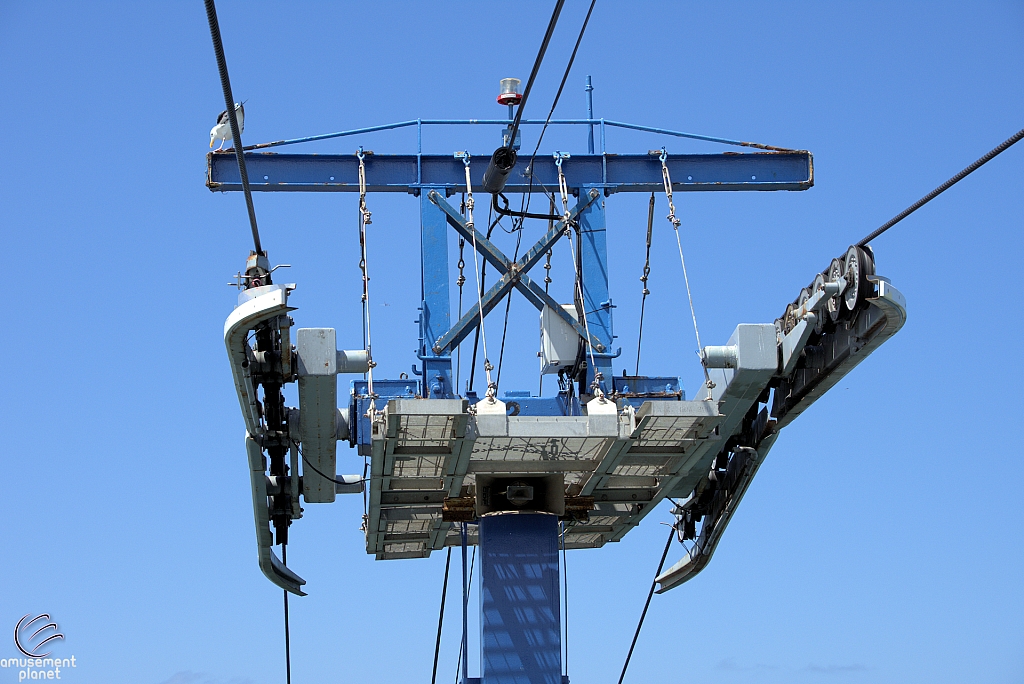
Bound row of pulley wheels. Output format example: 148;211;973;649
781;244;875;337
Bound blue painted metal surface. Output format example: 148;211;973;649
578;187;614;391
348;379;419;451
611;375;684;408
207;151;813;194
479;514;562;684
428;192;605;355
500;392;580;417
419;190;454;397
462;523;470;684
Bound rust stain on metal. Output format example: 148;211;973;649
564;495;595;510
740;140;800;153
441;495;475;522
244;139;286;151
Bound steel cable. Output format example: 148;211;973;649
660;151;714;394
635;193;655;376
431;549;452;684
463;159;497;396
858;127;1024;246
525;0;597;174
499;0;598;225
282;544;292;684
468;210;502;393
506;0;566;152
494;227;523;390
204;0;263;256
357;150;378;400
617;525;675;684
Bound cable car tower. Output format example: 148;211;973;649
210;63;905;684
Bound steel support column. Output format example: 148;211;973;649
479;514;562;684
420;189;454;397
577;187;614;391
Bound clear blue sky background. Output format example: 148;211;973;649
1;2;1022;683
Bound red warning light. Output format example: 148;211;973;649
497;77;523;106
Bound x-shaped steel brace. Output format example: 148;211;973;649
427;189;605;356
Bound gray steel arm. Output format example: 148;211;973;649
246;434;307;595
223;285;294;436
655;281;907;592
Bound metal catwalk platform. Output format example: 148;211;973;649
367;398;720;558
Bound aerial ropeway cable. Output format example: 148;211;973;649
493;0;598;222
481;0;566;193
204;3;292;681
858;126;1024;246
204;0;263;259
617;524;676;684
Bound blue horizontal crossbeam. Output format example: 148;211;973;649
207;151;813;194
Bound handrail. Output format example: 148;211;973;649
241;118;796;153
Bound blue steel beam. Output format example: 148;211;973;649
578;186;614;391
207;151;813;194
428;192;605;355
427;192;512;274
419;190;454;397
479;514;561;684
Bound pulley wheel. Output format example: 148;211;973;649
861;244;876;276
844;245;867;311
827;258;843;322
783;302;796;335
797;287;811;330
812;273;826;334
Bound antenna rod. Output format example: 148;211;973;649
205;0;263;256
586;75;594;154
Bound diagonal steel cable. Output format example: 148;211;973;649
617;525;675;684
505;0;566;152
858;127;1024;246
204;0;263;256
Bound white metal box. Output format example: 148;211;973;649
540;304;580;375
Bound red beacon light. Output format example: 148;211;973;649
497;78;523;106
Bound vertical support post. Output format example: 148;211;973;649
585;76;594;155
479;514;562;684
420;189;454;397
577;186;613;391
461;522;470;684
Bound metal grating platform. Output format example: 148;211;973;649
364;398;721;559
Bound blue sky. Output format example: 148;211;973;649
1;1;1022;683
